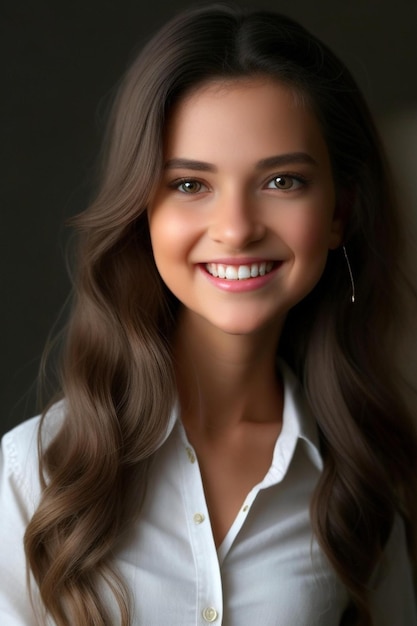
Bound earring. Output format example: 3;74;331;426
342;245;355;303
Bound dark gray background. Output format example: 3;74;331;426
1;0;417;436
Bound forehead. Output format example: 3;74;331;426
163;78;328;165
181;76;307;107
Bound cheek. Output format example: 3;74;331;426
284;213;334;256
149;210;184;256
148;206;202;270
281;187;337;256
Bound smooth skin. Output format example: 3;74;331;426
148;79;343;546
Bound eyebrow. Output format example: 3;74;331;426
164;158;217;172
164;152;318;172
256;152;318;169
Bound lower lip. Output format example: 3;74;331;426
199;263;282;293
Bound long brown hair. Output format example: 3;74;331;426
24;5;417;625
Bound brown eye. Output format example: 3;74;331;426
270;176;294;189
178;180;203;193
265;175;305;191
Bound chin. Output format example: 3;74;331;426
205;311;285;337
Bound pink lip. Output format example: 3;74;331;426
202;257;274;265
199;261;282;293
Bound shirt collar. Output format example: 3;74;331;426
157;361;323;475
275;360;323;473
157;398;179;449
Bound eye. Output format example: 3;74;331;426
175;179;207;194
265;175;304;190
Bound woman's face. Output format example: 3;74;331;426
148;78;342;337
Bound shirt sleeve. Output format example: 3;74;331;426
369;515;417;625
0;418;43;626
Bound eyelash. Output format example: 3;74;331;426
169;173;309;194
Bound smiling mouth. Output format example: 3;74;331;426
205;261;276;280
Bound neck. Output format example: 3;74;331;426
172;310;284;435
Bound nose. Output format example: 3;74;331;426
208;189;266;250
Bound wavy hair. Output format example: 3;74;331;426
24;4;417;625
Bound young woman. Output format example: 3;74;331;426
1;5;416;625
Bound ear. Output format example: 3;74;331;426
328;187;354;250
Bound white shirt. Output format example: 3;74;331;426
0;364;416;625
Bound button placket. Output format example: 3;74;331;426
176;425;223;626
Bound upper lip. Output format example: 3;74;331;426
200;257;279;265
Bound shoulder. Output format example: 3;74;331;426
0;405;65;623
1;402;65;515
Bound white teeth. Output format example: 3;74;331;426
206;262;275;280
225;266;238;279
238;265;251;279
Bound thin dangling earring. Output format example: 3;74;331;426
342;245;355;303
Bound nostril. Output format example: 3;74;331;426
208;217;266;247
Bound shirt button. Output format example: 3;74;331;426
185;447;196;463
193;512;205;524
202;607;218;622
